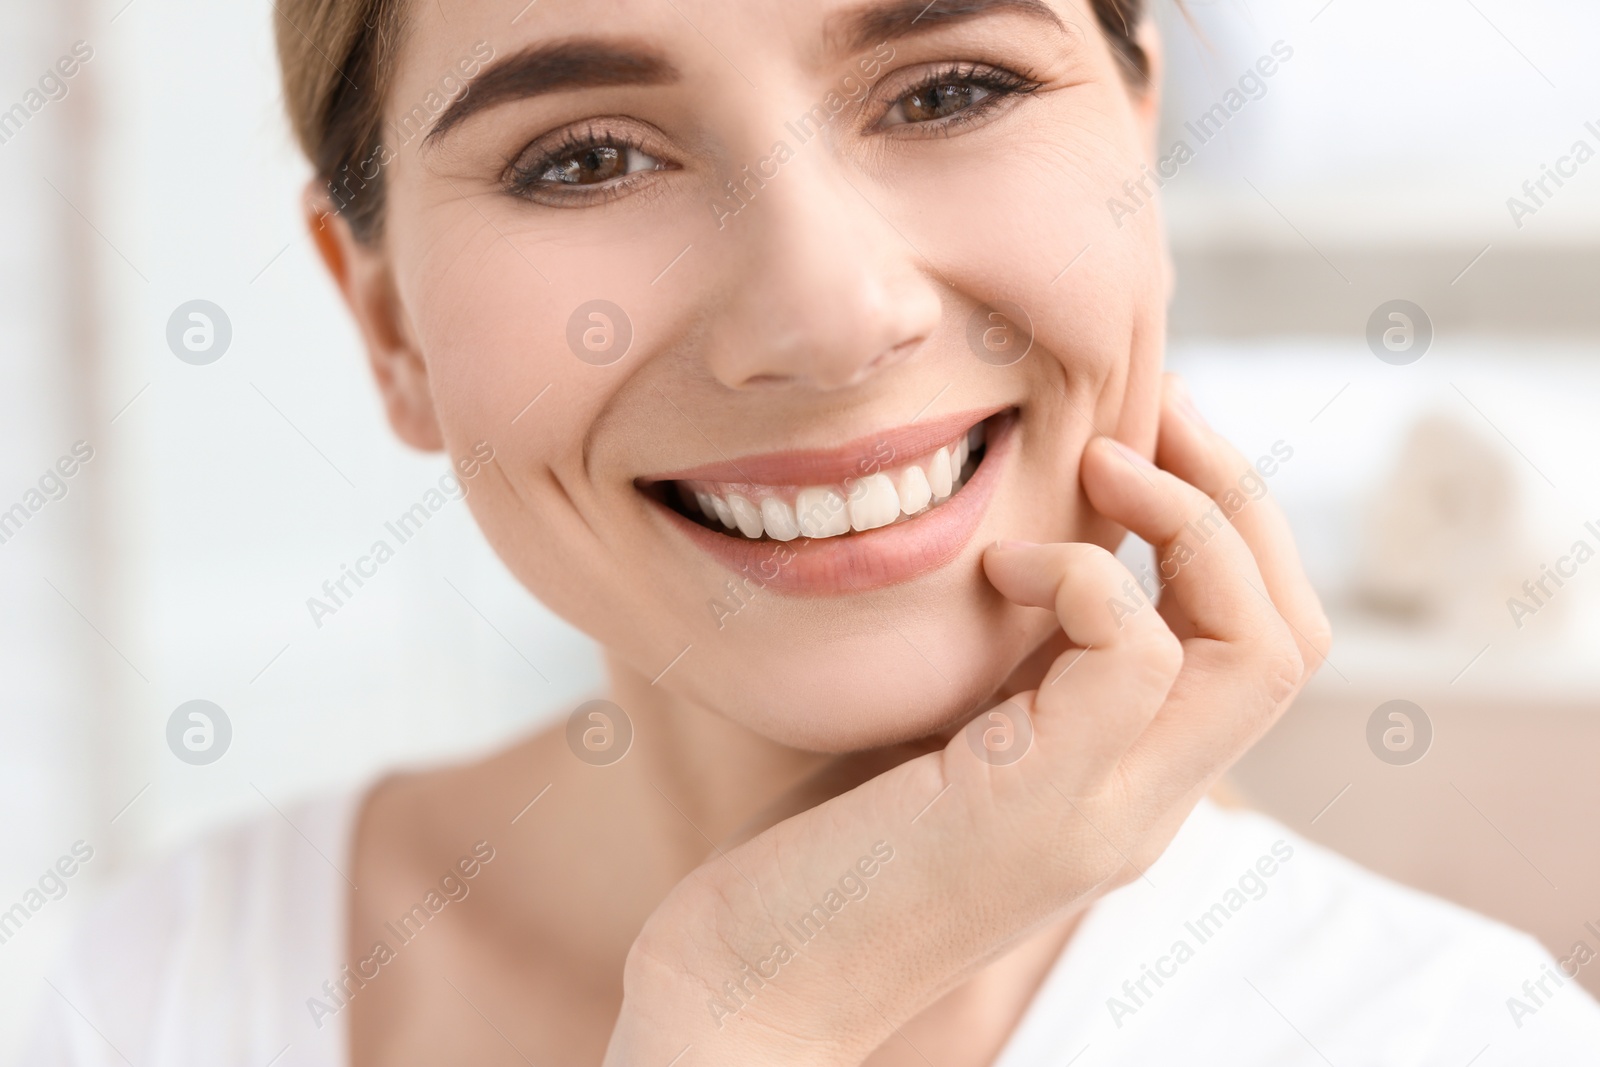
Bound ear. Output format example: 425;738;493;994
304;183;444;452
1129;18;1163;156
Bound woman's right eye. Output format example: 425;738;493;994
508;131;672;204
537;143;664;187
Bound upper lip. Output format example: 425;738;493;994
639;405;1007;488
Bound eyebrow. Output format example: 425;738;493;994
826;0;1067;56
424;40;678;148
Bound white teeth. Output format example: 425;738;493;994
728;494;764;538
677;419;991;541
795;487;850;538
761;497;800;541
708;493;736;528
896;463;932;515
848;473;900;532
929;447;954;499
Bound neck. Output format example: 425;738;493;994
604;649;834;845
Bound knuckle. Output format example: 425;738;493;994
1257;627;1306;706
1065;541;1119;572
1303;606;1335;665
1134;626;1184;682
624;912;686;991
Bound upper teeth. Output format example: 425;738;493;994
678;422;985;541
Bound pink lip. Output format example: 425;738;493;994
642;406;1006;488
645;410;1017;596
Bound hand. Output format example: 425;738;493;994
603;375;1332;1066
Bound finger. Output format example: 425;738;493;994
1156;375;1332;689
1078;435;1304;787
982;541;1181;785
1079;435;1286;651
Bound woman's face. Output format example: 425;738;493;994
337;0;1168;751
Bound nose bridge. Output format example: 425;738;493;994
702;139;939;391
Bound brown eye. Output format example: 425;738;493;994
518;140;670;196
544;145;628;185
875;65;1037;132
898;83;992;123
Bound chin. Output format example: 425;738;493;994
675;569;1053;754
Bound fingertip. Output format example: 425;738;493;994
1080;435;1166;533
1162;373;1210;432
982;538;1040;582
987;539;1042;554
1083;435;1155;479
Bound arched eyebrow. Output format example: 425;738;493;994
424;40;678;148
826;0;1068;56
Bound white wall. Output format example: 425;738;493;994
0;1;604;1058
0;0;104;1053
1157;0;1600;242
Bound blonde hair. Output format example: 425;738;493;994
275;0;407;241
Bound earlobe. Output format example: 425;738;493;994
302;184;444;453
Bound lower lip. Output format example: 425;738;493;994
648;411;1017;596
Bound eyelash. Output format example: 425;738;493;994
504;62;1041;205
504;122;669;205
876;62;1041;135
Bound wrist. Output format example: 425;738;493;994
607;909;863;1067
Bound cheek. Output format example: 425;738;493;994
391;184;709;496
386;197;738;661
881;123;1165;399
389;163;710;427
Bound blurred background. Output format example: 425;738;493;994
1;0;1598;1057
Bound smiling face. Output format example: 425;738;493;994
316;0;1170;751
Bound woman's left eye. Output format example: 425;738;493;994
878;66;1039;130
892;83;994;124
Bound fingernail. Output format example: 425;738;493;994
1109;439;1156;469
991;539;1040;551
1171;377;1210;429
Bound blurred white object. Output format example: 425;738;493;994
1351;413;1538;632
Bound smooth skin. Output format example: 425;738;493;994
605;389;1323;1066
306;1;1330;1063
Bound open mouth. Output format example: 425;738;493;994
639;407;1015;594
667;417;991;542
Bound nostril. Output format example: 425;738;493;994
871;336;924;374
740;373;801;389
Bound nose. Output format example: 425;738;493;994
698;148;944;391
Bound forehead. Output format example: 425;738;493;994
390;0;1084;90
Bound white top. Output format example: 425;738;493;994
24;795;1600;1065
